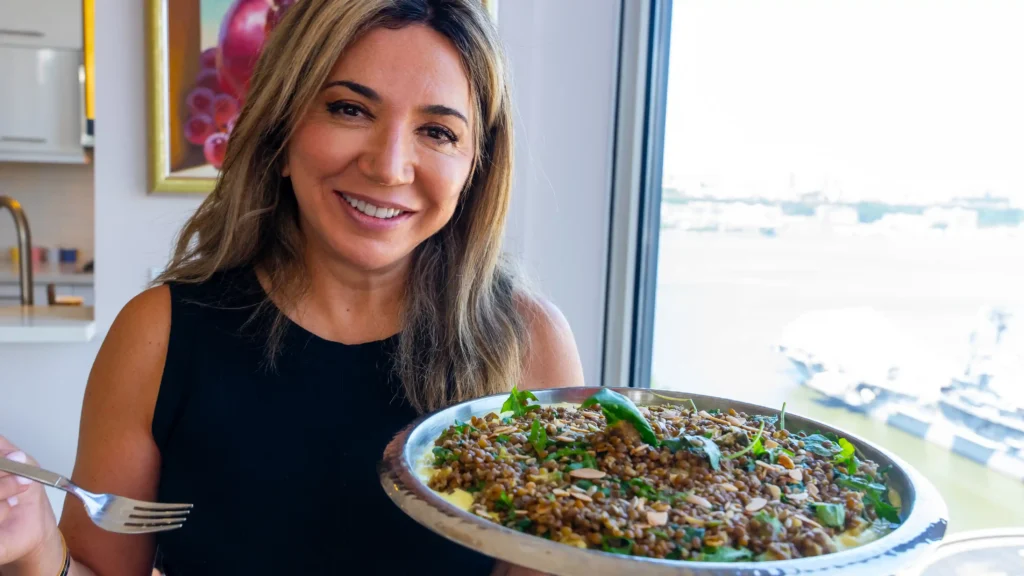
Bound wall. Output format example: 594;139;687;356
0;0;621;518
0;163;95;266
499;0;620;387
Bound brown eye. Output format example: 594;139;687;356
424;125;458;144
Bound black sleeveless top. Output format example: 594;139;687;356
151;268;496;575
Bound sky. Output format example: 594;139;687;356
662;0;1024;204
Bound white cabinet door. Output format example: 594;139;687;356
0;0;83;50
0;45;85;163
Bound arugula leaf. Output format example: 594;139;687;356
581;388;659;446
452;419;476;434
834;472;886;494
833;438;857;473
723;421;766;461
628;478;659;500
501;386;541;418
750;414;778;427
575;479;594;490
496;434;510;444
513;517;532;531
753;511;784;536
431;446;459;465
528;418;548;455
834;472;901;524
780;401;787;431
809;502;846;528
664;435;722;471
546;448;597;470
602;535;635;555
700;546;753;562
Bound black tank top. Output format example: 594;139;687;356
151;268;496;575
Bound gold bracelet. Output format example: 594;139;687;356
56;532;70;576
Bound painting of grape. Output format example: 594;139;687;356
147;0;495;194
147;0;296;193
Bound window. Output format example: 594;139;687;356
610;0;1024;535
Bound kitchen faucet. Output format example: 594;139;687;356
0;195;34;305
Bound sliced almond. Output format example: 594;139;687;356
569;426;591;434
515;510;529;516
570;492;593;502
792;513;822;529
683;515;705;527
726;415;747;426
630;444;649;455
569;484;587;493
786;491;809;502
745;497;768;512
661;410;681;418
582;411;602;421
764;438;779;450
493;426;517;435
778;453;795;470
637;497;646;511
767;484;783;500
756;460;782;472
646;511;669;526
554;435;577;443
686;494;713;509
789;469;803;482
807;483;819;497
552;489;570;497
569;468;607;480
719;483;739;492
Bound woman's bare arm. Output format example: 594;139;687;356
59;287;172;576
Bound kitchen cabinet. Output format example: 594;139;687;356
0;45;86;164
0;0;83;50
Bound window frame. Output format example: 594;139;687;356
602;0;672;389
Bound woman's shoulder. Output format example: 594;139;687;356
516;294;586;389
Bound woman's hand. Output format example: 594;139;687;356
0;436;65;575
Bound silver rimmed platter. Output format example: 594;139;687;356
379;387;948;575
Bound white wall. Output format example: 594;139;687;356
0;0;620;516
500;0;620;387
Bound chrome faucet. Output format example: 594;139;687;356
0;195;34;305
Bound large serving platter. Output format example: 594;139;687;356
379;388;948;575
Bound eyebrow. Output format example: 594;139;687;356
324;80;469;126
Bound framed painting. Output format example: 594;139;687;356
146;0;498;194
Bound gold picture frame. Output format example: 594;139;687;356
147;0;498;195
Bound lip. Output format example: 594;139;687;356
333;190;414;230
335;190;415;213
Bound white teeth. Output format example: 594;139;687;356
342;194;403;220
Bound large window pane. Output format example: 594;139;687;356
650;0;1024;533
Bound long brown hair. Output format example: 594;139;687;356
156;0;528;413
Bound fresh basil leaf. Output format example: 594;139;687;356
497;490;515;512
703;431;714;439
864;491;901;523
708;409;722;416
529;418;548;455
580;388;659;446
835;472;886;494
664;435;722;471
833;438;856;469
809;502;846;528
750;414;778;428
628;478;658;500
501;385;541;418
496;434;510;444
513;517;532;531
602;535;635;555
452;419;477;435
802;433;843;457
575;479;594;490
700;546;753;562
753;511;784;536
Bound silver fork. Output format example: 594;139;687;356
0;456;191;534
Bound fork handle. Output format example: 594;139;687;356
0;456;70;490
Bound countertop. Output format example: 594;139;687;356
0;263;93;286
0;306;96;343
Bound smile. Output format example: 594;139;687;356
340;193;406;220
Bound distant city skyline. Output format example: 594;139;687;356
662;1;1024;205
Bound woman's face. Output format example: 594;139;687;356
285;24;476;273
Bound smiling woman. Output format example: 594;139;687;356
0;1;582;576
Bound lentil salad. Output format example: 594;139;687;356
422;387;903;563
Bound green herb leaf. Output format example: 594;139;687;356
780;401;787;431
580;388;659;446
628;478;659;500
700;546;753;562
501;416;514;426
724;421;766;461
501;385;541;418
750;414;778;428
497;490;515;512
809;502;846;528
496;434;510;444
529;418;548;455
466;480;486;493
601;535;635;555
833;438;857;472
575;479;594;490
650;529;669;539
667;549;684;560
703;431;714;439
864;491;901;523
689;399;698;413
683;527;706;541
708;408;722;416
513;517;532;531
834;472;901;524
431;446;459;465
452;419;476;435
753;511;784;536
834;472;886;494
802;433;843;457
664;435;722;471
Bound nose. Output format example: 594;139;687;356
358;124;414;187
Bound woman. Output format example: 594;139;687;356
0;0;584;574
